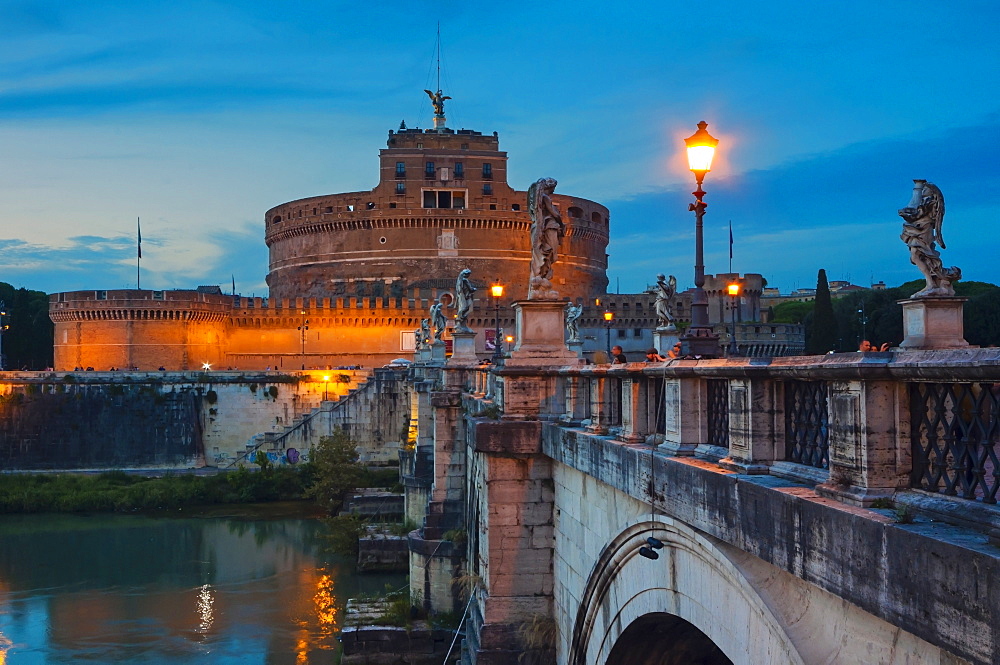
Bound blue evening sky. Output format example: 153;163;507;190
1;0;997;296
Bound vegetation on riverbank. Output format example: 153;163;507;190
0;432;400;514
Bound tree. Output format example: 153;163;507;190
807;269;838;354
305;429;364;514
0;282;53;369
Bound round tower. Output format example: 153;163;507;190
265;94;610;303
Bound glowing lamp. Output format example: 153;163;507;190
603;311;614;322
491;283;504;298
684;121;719;175
322;375;330;382
727;283;740;297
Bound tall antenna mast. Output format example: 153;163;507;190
424;23;450;130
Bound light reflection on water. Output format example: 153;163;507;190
0;506;404;664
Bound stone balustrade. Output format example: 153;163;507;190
479;348;1000;516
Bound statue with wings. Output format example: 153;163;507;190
899;179;961;297
654;274;678;328
424;89;451;116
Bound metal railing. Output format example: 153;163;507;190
910;382;1000;503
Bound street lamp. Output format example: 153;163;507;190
603;311;614;355
857;302;868;346
322;374;330;401
298;310;309;369
679;121;721;357
0;301;6;371
727;282;740;357
491;282;504;363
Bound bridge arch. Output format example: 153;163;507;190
567;516;804;665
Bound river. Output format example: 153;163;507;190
0;503;405;664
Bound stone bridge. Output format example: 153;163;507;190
403;337;999;664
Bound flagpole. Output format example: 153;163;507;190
728;219;733;274
137;216;141;289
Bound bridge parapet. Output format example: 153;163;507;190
411;350;1000;663
483;349;1000;520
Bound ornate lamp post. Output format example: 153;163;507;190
491;282;504;363
727;282;740;356
603;311;614;355
322;374;330;401
679;121;721;357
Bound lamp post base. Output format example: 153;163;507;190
680;327;720;358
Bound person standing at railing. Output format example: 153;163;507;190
611;345;628;364
644;348;668;362
859;339;890;352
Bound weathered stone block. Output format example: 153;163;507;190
475;420;543;454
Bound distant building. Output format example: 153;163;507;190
48;93;801;370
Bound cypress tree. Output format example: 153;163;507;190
807;269;838;354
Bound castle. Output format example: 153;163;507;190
48;94;786;371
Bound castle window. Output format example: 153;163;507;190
633;328;642;337
489;204;497;210
482;163;493;179
395;162;406;177
271;215;281;224
424;188;468;209
324;206;333;213
454;162;464;178
592;211;603;224
152;291;164;300
482;184;493;195
396;182;406;195
366;201;375;210
389;202;397;208
568;206;583;218
511;203;520;211
425;162;435;177
97;290;107;300
617;329;626;339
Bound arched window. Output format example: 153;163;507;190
568;206;583;218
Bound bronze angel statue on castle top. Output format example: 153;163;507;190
898;179;961;298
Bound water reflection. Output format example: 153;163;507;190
0;506;404;664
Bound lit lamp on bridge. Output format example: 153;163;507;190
491;282;504;363
679;121;721;358
322;375;330;401
603;311;614;355
727;282;740;357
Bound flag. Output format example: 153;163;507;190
729;220;733;261
232;274;236;295
137;217;142;259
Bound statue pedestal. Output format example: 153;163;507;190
509;300;581;367
449;331;478;362
430;340;447;362
567;340;584;358
897;297;970;349
653;328;680;354
417;346;432;363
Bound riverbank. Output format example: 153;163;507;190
0;465;399;514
